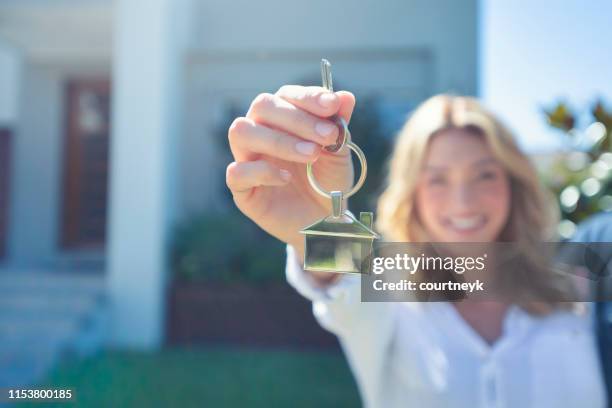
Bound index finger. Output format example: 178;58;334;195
276;85;355;123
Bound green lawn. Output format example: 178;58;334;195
19;346;360;408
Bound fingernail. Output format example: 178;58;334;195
279;169;292;181
315;122;336;138
296;141;316;155
318;93;336;108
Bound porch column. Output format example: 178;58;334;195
108;0;184;349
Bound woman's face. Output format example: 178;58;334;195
415;129;511;242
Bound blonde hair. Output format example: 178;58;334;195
376;95;577;314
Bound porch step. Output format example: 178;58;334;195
0;293;98;318
51;251;106;272
0;270;107;391
0;271;104;292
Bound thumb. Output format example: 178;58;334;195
335;91;356;124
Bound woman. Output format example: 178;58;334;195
226;86;606;407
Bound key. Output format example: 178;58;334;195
321;58;333;92
320;59;349;153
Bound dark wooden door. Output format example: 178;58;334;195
61;80;111;249
0;128;10;259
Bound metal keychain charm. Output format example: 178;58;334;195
300;59;380;274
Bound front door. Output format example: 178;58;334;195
61;80;111;249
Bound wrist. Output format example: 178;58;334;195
308;270;342;286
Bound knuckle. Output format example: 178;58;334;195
250;92;274;114
228;117;250;144
278;85;309;102
277;84;302;99
307;87;323;100
276;84;291;95
271;131;284;154
294;109;313;131
225;162;241;188
262;164;277;184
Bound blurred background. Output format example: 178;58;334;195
0;0;610;406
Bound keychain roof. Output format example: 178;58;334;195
302;211;379;239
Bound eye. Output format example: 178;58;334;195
477;170;498;181
427;176;447;186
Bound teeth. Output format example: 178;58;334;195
449;216;483;230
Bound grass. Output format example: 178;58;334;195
19;346;361;408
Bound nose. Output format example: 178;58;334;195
452;184;475;209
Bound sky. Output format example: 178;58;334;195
480;0;612;153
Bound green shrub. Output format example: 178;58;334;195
171;210;285;284
541;99;612;238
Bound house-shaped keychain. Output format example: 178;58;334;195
301;191;380;274
300;59;380;274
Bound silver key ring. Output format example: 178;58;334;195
306;120;367;199
324;116;349;153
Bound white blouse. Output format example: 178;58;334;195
286;245;607;408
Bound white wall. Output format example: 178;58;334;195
189;0;477;95
8;64;64;266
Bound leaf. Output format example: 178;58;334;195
593;99;612;129
543;102;575;132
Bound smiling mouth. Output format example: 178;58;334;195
444;215;487;233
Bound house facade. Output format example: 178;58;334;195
0;0;478;349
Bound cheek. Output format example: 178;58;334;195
476;179;511;219
415;186;444;225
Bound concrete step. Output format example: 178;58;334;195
0;318;78;340
0;346;58;389
0;293;101;318
0;271;105;293
51;250;106;272
0;270;108;390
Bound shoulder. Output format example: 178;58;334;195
527;307;600;374
573;212;612;242
527;307;606;405
530;306;593;337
